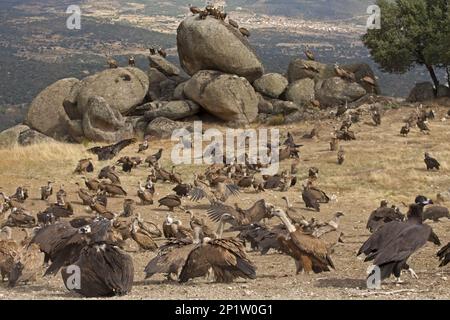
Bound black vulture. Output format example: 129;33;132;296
424;152;440;170
61;220;134;297
358;196;439;283
437;242;450;267
423;206;450;222
87;139;136;161
366;200;404;233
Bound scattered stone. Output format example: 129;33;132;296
284;78;315;106
253;73;288;98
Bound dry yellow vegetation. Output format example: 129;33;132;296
0;106;450;299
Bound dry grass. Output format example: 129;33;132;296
1;106;450;299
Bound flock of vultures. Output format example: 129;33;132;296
1;104;450;298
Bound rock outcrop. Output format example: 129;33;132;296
145;117;193;139
253;73;288;99
71;67;149;115
183;70;258;124
26;78;79;140
316;77;367;107
284;78;315;106
148;54;181;77
407;82;435;102
177;16;264;82
82;96;134;142
143;100;200;121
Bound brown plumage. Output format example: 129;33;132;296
122;199;135;217
61;222;134;297
334;64;355;82
228;18;239;28
158;194;182;211
417;119;430;134
8;243;44;287
82;177;100;192
173;183;192;197
5;207;36;228
189;5;202;15
128;56;135;67
137;182;153;205
239;27;250;37
106;56;118;69
400;123;410;137
74;159;94;174
145;148;163;166
99;182;127;197
189;174;240;203
87;139;136;161
158;48;167;58
75;183;93;205
330;137;339;151
138;139;148;153
98;165;121;184
207;199;272;226
366;200;404;233
337;146;345;165
271;208;334;274
40;181;53;201
424;152;440;170
302;181;330;212
179;223;256;284
0;227;21;281
130;219;158;251
304;49;315;61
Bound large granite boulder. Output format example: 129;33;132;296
73;68;149;115
143;100;200;121
177;16;264;82
82;96;134;142
145;117;193;139
253;73;288;98
25;78;79;140
407;82;436;102
17;128;53;146
284;78;315;106
183;70;258;124
316;77;366;107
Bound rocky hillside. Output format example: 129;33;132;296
0;6;448;147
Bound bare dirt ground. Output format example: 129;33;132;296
1;105;450;300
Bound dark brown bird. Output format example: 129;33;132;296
400;123;410;137
138;138;149;153
158;194;182;212
106;56;118;69
270;208;334;274
239;27;250;37
423;206;450;222
228;18;239;28
424;152;440;170
366;200;404;233
173;183;192;198
82;177;100;192
137;182;153;205
40;181;53;201
158;48;167;58
417;119;430;134
371;110;381;126
74;159;94;174
61;221;134;297
99;182;127;197
128;56;135;67
304;49;315;61
337;147;345;165
87;139;136;161
145;148;163;166
189;5;202;15
302;181;330;212
98;166;120;185
207;199;272;227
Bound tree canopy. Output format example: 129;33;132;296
363;0;450;90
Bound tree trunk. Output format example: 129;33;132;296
425;64;439;95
